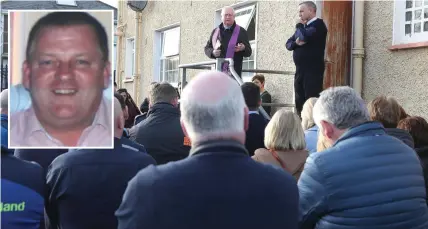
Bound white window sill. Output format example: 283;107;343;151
123;78;134;83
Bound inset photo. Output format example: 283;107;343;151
8;10;115;149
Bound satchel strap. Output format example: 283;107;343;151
269;150;290;171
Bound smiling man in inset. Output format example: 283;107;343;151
10;12;112;148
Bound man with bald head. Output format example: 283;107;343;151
45;97;155;229
204;6;252;78
116;71;299;229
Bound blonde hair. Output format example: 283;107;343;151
265;109;306;151
316;133;332;152
301;97;318;130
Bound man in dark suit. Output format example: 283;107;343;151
204;6;252;77
286;1;327;117
241;82;268;156
116;71;299;229
252;74;272;115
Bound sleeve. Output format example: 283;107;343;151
262;92;272;104
297;155;329;229
116;168;156;229
295;22;324;43
240;28;252;57
128;125;139;141
45;165;68;229
286;33;297;51
204;29;216;59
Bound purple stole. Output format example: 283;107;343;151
212;24;241;74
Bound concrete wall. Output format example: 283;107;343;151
119;1;298;110
363;1;428;119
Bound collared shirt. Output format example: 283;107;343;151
249;111;259;115
306;17;318;26
10;98;112;148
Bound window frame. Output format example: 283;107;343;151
158;26;181;87
392;0;428;46
125;37;135;80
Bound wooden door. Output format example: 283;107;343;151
321;1;353;88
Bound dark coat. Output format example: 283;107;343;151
385;127;415;148
45;137;156;229
14;148;68;174
416;146;428;203
245;113;268;156
298;122;428;229
1;146;45;229
261;91;272;115
204;22;252;77
130;103;190;165
286;18;327;69
116;140;299;229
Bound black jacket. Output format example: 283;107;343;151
130;103;191;165
261;91;272;115
245;113;268;156
204;22;252;77
286;18;327;69
1;146;45;229
385;128;415;148
45;137;156;229
116;140;299;229
14;148;68;174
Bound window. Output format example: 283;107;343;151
393;0;428;45
125;38;135;79
159;27;180;85
215;4;257;82
3;15;8;55
56;0;77;6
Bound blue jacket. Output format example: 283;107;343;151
46;137;156;229
116;140;300;229
1;114;8;148
298;122;428;229
304;125;318;153
1;146;45;229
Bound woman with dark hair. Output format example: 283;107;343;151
117;89;141;128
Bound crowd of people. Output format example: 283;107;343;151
2;69;428;229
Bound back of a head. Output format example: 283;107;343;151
149;82;178;105
301;97;318;130
241;82;260;111
367;95;401;128
313;86;370;130
397;116;428;148
265;109;306;151
0;89;8;111
180;71;246;141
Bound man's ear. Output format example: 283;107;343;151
103;61;111;89
320;120;334;140
244;106;249;131
22;61;31;90
180;119;189;137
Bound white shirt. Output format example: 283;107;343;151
306;17;318;26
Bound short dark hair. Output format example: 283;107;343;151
368;95;401;128
241;82;260;111
299;1;317;12
26;12;109;62
149;82;178;105
251;74;265;84
114;92;126;110
397;116;428;148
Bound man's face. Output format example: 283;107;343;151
222;8;235;27
252;79;264;90
120;92;127;101
23;25;110;129
299;4;312;21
